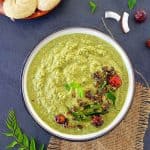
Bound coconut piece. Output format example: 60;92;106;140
38;0;61;11
105;11;121;22
122;12;130;33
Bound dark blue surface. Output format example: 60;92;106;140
0;0;150;149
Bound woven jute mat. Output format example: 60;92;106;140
47;83;150;150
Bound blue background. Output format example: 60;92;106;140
0;0;150;149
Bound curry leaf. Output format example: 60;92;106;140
18;148;25;150
77;87;84;98
39;144;45;150
84;103;101;110
64;83;71;91
64;82;84;98
30;138;36;150
6;121;13;131
128;0;137;10
7;141;17;149
89;1;97;13
15;128;23;142
71;111;89;121
84;103;102;116
23;134;29;147
106;92;116;105
85;111;103;116
98;81;107;93
70;82;80;88
3;132;14;137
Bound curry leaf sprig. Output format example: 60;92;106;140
70;103;103;121
128;0;137;10
3;110;45;150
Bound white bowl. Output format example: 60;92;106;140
22;27;135;141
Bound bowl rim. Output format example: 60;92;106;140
22;27;135;141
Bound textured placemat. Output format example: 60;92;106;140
47;83;150;150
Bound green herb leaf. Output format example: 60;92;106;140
71;111;89;121
64;82;77;91
84;103;101;110
98;81;107;93
64;83;71;91
3;132;14;137
3;110;45;150
7;141;17;149
64;82;84;98
6;121;13;131
71;103;103;120
89;1;97;13
77;87;84;98
106;92;116;105
128;0;137;10
85;111;103;116
23;134;29;147
71;111;84;121
15;127;23;142
18;148;25;150
30;138;36;150
39;144;45;150
70;82;80;88
84;103;102;116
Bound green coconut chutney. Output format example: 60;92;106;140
27;33;129;135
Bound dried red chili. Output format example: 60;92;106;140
92;115;104;127
108;75;122;88
55;114;67;124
